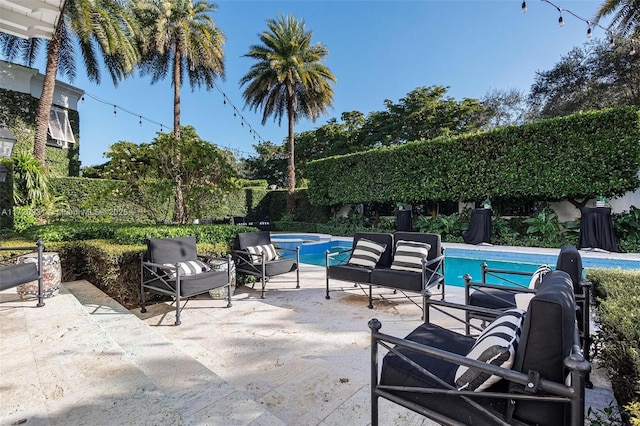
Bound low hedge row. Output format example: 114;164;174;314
588;268;640;424
21;223;257;246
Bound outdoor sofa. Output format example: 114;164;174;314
325;231;445;311
370;269;590;425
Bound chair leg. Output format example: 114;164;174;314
368;285;374;309
36;241;45;307
140;256;147;314
175;278;181;326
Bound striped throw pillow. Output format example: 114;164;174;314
163;260;211;279
390;240;432;273
528;264;552;289
347;239;387;268
455;308;525;392
246;244;279;264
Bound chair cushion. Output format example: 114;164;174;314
246;244;279;263
147;237;198;264
0;263;39;290
327;264;373;284
390;240;431;273
468;288;517;310
163;260;210;279
370;267;423;292
348;238;386;268
455;308;525;391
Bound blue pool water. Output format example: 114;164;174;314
271;233;640;288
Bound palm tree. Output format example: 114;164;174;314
596;0;640;39
240;14;336;213
0;0;139;167
133;0;225;223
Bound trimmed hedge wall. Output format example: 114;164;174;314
47;178;330;224
307;107;640;205
0;160;13;231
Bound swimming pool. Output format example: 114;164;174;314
271;233;640;288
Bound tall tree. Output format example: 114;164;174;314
133;0;226;223
528;39;640;119
596;0;640;39
240;13;336;213
0;0;139;167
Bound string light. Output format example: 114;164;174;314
524;0;640;55
82;83;269;156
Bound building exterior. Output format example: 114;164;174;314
0;60;84;176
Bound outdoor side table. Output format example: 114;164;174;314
208;258;237;299
16;252;62;299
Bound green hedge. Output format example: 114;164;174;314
588;268;640;423
307;107;640;205
46;177;329;224
21;222;257;246
0;159;13;232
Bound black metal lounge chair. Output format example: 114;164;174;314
140;236;232;325
370;270;590;426
0;240;45;307
232;231;300;299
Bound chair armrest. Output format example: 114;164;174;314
465;281;532;293
275;246;299;254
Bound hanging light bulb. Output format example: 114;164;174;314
609;34;615;48
113;105;117;117
558;13;564;27
586;22;592;38
139;116;142;126
630;45;637;56
223;95;226;105
521;1;527;13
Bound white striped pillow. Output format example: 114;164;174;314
455;308;525;392
528;264;552;289
390;240;431;273
163;260;211;279
246;244;279;264
348;238;387;268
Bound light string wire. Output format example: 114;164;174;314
522;0;639;53
81;86;263;158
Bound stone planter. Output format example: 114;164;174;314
16;252;61;299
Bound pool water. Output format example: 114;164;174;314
272;236;541;287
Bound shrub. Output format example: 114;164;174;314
589;268;640;425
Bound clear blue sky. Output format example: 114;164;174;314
49;0;608;167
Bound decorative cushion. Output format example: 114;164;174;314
163;260;211;279
528;264;552;289
390;240;431;273
246;244;279;264
347;239;387;268
455;308;525;391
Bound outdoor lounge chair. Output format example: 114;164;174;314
465;245;592;376
232;231;300;298
0;240;45;307
140;236;232;326
370;270;591;426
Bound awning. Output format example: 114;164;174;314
0;0;65;40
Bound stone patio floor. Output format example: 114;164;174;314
1;264;617;425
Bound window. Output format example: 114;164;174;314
47;107;75;148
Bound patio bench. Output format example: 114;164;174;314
325;231;444;311
370;269;590;425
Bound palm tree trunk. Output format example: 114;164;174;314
286;97;296;214
172;51;185;224
34;17;65;167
